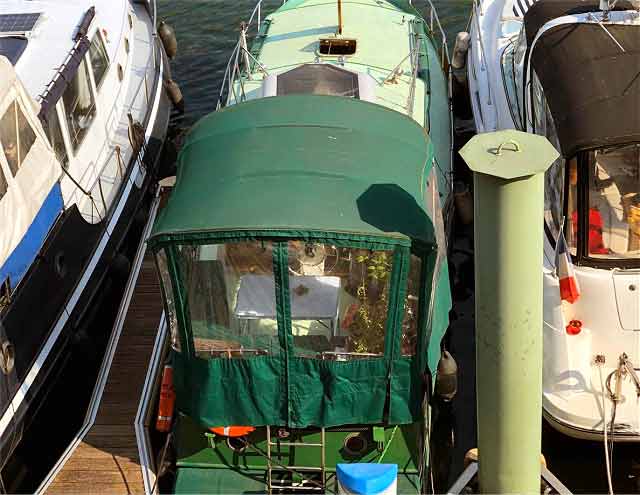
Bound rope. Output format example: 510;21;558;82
598;363;614;495
377;426;398;463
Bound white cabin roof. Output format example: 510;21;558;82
0;0;128;101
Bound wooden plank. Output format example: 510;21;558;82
51;468;144;484
61;452;141;472
47;481;145;494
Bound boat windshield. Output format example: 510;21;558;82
158;240;422;361
569;144;640;260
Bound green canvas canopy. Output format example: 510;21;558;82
150;95;451;429
150;95;436;247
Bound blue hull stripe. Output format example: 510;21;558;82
0;183;64;290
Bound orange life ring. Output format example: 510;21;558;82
156;364;175;432
210;426;255;437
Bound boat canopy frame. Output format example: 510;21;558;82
522;1;640;157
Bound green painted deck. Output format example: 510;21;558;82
236;0;427;122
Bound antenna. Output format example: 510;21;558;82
337;0;343;35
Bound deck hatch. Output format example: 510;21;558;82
0;13;41;35
276;64;359;98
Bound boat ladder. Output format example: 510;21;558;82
265;425;326;493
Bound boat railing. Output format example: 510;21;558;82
217;0;451;111
409;0;450;68
216;0;272;109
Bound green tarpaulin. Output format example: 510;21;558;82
151;95;451;429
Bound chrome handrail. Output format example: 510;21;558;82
410;0;450;67
217;0;273;109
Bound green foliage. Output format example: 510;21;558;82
347;252;392;354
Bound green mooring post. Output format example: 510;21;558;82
459;130;559;494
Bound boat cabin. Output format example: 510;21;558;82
149;95;451;492
499;0;640;267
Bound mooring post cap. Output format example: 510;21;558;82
459;130;559;180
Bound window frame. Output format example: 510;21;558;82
60;53;98;153
87;30;110;90
561;144;640;269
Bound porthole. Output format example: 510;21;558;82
226;436;247;453
124;37;129;54
343;432;368;457
117;63;124;81
54;252;67;278
128;13;133;29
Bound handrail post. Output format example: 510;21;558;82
240;23;252;80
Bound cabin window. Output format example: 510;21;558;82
566;158;579;255
401;254;422;356
0;100;36;176
0;166;7;201
62;57;96;151
156;249;181;352
500;41;523;130
287;242;392;360
543;107;564;241
88;33;109;88
176;242;279;359
531;72;546;135
45;107;68;168
586;144;640;259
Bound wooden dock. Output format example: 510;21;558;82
45;257;164;494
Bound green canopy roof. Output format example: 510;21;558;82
150;95;436;247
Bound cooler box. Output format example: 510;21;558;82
336;463;398;495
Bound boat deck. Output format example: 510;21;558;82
44;257;163;494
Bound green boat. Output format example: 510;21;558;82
149;0;454;492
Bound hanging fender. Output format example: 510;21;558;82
156;364;176;432
210;426;256;438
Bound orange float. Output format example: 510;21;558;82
210;426;256;437
155;364;176;432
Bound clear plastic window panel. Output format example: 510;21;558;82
543;108;564;241
156;249;181;352
0;100;36;176
500;41;523;130
89;34;109;88
587;144;640;258
62;58;96;150
287;241;392;360
401;254;421;357
177;242;279;359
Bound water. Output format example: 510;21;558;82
158;0;471;126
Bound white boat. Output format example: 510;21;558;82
0;0;172;474
467;0;640;441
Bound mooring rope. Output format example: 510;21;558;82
598;363;615;495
